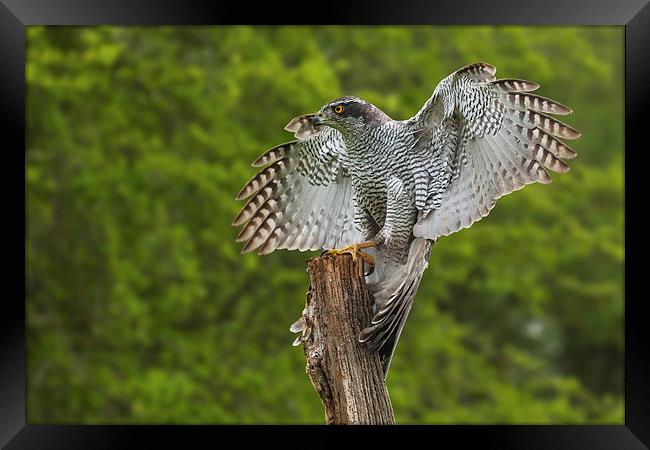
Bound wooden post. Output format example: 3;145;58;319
295;253;395;425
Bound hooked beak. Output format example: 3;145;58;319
311;114;323;127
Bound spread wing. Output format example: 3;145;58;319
408;62;581;240
233;115;362;255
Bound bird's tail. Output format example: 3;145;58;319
360;237;434;378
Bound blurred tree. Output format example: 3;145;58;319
26;25;623;424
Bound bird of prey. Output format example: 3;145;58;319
232;62;580;377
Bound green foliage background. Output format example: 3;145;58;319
26;26;624;424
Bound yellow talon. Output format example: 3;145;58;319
325;241;377;274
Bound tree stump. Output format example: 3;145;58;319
295;253;395;425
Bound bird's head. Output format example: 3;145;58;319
312;96;390;135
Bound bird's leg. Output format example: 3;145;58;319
325;240;377;275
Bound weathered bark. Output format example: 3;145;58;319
296;253;395;425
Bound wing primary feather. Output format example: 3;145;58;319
504;93;572;115
457;62;497;81
251;142;293;167
232;185;275;227
491;78;540;93
284;114;319;140
502;118;578;160
513;109;581;140
236;158;289;201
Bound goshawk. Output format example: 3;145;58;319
233;62;580;376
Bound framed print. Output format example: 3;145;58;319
3;0;649;447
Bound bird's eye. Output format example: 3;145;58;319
334;105;344;114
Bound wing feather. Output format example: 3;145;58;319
234;120;362;255
409;63;580;240
251;142;292;167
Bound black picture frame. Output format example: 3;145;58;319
3;0;648;447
